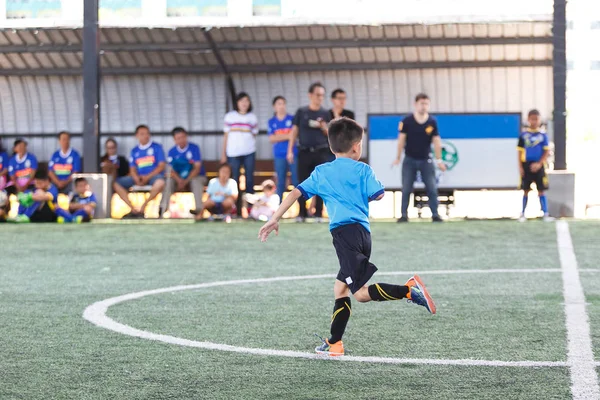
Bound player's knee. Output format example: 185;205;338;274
353;287;370;303
154;179;165;191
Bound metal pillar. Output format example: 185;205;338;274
82;0;100;173
553;0;567;170
202;28;236;111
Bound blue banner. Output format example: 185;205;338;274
368;113;522;140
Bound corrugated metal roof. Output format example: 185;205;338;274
0;22;552;74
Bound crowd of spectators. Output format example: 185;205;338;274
0;82;355;223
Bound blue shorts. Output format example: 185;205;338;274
116;175;164;190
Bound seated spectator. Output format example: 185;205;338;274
48;131;82;194
204;163;238;222
10;170;58;223
112;125;166;219
56;177;97;223
0;138;9;191
0;190;7;222
100;138;129;180
8;138;37;193
246;179;280;221
160;127;207;221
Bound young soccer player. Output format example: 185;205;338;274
56;177;97;223
517;109;553;222
10;170;58;223
258;117;436;356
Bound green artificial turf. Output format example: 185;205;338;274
1;220;597;399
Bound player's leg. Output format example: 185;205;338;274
400;157;417;221
159;173;176;217
315;280;352;356
296;151;312;220
55;207;73;223
140;177;165;213
190;176;206;220
273;157;287;202
242;152;256;195
536;168;552;220
420;159;441;221
113;176;136;211
519;164;532;222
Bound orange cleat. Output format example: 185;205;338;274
315;337;345;356
404;275;437;314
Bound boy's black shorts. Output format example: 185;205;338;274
521;162;549;191
30;203;58;223
331;223;378;294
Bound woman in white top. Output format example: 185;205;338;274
221;92;258;194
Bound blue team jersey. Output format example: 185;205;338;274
129;142;166;176
48;148;81;181
268;114;297;159
297;157;385;232
167;143;205;179
518;130;549;162
8;153;38;185
0;152;8;172
71;192;97;216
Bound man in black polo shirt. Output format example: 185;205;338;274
287;82;333;222
392;93;446;222
329;88;355;121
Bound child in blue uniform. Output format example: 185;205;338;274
11;170;58;223
517;109;553;222
259;117;436;356
56;177;97;223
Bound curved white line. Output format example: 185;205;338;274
83;269;583;368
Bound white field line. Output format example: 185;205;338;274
556;221;600;400
83;268;581;368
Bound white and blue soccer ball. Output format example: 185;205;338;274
0;190;7;208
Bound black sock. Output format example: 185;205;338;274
368;283;409;301
329;297;351;344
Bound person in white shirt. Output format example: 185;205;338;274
247;179;280;221
221;92;258;197
204;163;239;222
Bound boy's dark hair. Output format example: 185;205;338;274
234;92;253;113
58;131;70;140
218;163;232;174
528;109;541;117
327;117;364;153
171;126;187;136
272;95;286;105
308;82;325;94
135;124;149;134
415;93;429;102
331;88;346;99
34;169;49;180
75;177;87;185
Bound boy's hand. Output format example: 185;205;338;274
258;219;279;242
519;165;525;177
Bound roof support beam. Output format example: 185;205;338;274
0;36;553;54
0;59;553;76
202;27;236;112
552;0;567;170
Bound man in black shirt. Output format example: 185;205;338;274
329;89;355;121
392;93;446;222
288;82;333;221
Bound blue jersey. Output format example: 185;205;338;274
268;114;297;159
297;157;385;232
129;142;166;176
518;130;549;162
167;143;205;179
71;192;98;217
0;152;8;172
19;183;59;218
48;148;82;181
8;153;38;186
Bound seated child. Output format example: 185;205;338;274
203;163;238;222
56;177;97;223
11;170;59;223
246;179;280;221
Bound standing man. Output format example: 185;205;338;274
392;93;446;223
268;95;297;203
517;109;552;222
48;131;82;194
329;89;355;121
288;82;332;222
161;127;206;221
112;125;166;219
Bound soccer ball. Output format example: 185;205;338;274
0;190;7;208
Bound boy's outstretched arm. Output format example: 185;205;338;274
258;188;303;242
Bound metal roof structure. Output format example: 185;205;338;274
0;22;552;76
